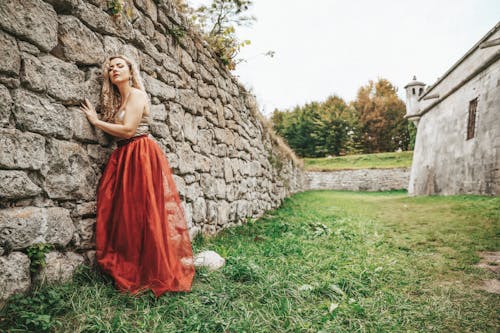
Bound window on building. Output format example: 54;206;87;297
412;88;415;95
467;98;478;140
418;87;423;96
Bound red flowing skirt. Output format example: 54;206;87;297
95;135;195;296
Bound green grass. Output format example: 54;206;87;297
1;191;499;332
304;151;413;171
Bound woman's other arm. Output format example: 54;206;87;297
81;90;147;139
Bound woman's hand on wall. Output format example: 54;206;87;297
80;98;98;126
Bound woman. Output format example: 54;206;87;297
80;55;195;296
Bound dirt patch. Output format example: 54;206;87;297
475;251;500;294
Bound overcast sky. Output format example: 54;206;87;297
187;0;499;116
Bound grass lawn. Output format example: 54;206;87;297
1;191;499;332
304;151;413;171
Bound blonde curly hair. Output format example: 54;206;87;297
100;55;145;122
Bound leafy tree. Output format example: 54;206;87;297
353;79;410;153
183;0;255;69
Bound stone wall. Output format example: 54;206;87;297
305;169;410;191
0;0;304;303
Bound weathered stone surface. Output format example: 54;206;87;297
0;252;30;303
192;197;207;223
36;251;85;284
150;103;167;121
0;84;12;127
143;72;176;101
0;170;41;199
0;129;45;170
305;169;410;191
0;0;58;52
74;0;134;40
58;15;105;65
150;122;170;138
42;138;98;200
183;112;198;144
13;89;73;139
0;207;75;249
135;0;158;21
0;31;20;76
74;201;97;217
18;41;40;56
21;54;85;103
185;182;202;202
176;143;196;174
194;250;225;271
73;218;95;250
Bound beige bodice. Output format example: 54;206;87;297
115;107;150;137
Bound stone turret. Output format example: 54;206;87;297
404;76;426;126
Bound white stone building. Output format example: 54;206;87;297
404;22;500;195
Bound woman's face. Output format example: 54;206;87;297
108;57;131;85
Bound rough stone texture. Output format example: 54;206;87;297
0;252;31;304
35;251;85;284
0;84;13;127
305;169;410;191
42;139;98;200
406;25;500;195
194;250;225;271
57;15;106;65
0;129;45;170
0;207;75;250
0;0;58;52
0;30;21;76
13;89;73;139
0;170;42;199
0;0;304;297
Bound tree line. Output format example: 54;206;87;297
271;78;416;158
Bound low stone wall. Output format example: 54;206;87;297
305;168;410;191
0;0;304;304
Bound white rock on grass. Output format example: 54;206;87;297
194;250;225;271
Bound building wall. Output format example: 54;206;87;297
305;169;410;192
0;0;304;303
409;60;500;195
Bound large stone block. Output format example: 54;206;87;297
35;251;85;284
0;252;30;304
42;138;98;200
74;1;133;40
176;143;195;174
135;0;158;21
0;31;20;76
183;112;198;144
0;206;75;250
0;0;58;52
192;196;207;223
143;72;176;101
0;170;42;199
20;54;85;103
57;15;105;65
0;129;45;170
13;89;73;139
0;84;12;127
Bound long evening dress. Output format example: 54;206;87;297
95;108;195;296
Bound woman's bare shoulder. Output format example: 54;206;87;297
130;88;148;102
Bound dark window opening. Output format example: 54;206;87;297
412;88;415;95
467;98;478;140
418;87;423;96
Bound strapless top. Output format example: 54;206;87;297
115;108;150;137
